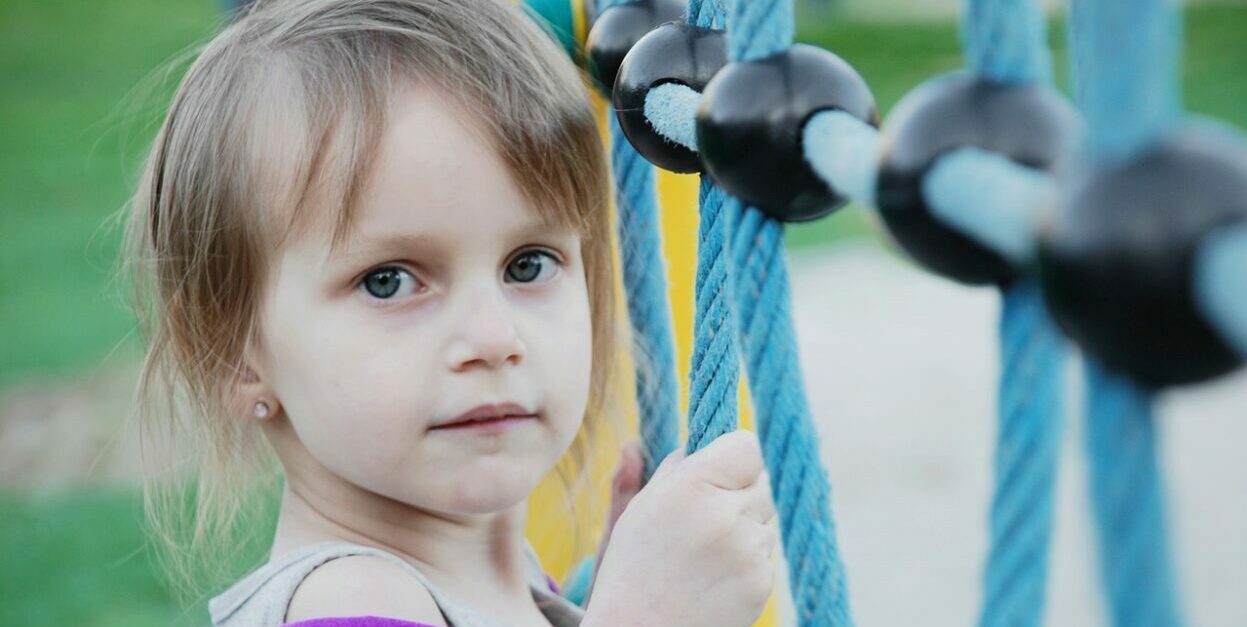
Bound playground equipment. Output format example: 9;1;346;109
527;0;1247;625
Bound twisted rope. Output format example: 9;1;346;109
722;0;852;624
609;115;681;479
732;205;850;626
1083;364;1183;627
981;282;1065;627
1070;0;1180;163
682;0;740;456
963;0;1052;85
685;177;741;453
1070;0;1184;624
963;3;1068;627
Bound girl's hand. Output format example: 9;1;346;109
581;430;778;627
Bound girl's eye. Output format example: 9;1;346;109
505;250;559;284
359;267;420;300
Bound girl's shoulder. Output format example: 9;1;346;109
208;540;582;627
283;553;447;625
208;541;442;627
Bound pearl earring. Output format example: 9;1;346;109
253;400;271;420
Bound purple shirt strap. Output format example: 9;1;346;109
284;619;437;627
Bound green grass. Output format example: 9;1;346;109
1;484;282;626
0;1;222;387
1;5;1245;620
0;487;199;626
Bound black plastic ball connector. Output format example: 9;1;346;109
613;21;728;173
1037;125;1247;388
696;44;878;222
584;0;685;98
875;73;1079;286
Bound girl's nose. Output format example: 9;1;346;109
444;288;527;371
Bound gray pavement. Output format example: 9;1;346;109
782;240;1247;626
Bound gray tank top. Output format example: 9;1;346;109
208;541;585;627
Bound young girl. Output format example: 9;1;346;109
126;0;778;625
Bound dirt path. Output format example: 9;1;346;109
0;354;143;488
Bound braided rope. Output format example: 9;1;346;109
682;0;741;456
722;1;852;624
1070;0;1184;623
1083;364;1183;627
982;282;1065;627
732;205;850;626
1070;0;1180;162
609;115;682;479
964;0;1052;85
963;3;1068;627
685;177;741;452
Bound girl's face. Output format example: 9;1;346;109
252;86;594;516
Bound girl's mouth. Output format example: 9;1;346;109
430;402;538;432
428;414;537;432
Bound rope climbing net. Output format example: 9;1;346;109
527;0;1247;624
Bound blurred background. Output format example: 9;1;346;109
2;0;1245;625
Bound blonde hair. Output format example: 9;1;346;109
125;0;621;600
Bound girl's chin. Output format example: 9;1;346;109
420;467;548;515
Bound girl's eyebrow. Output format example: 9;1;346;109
328;232;447;267
326;220;577;266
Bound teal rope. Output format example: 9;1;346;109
963;0;1052;85
962;2;1068;627
1070;0;1184;624
1070;0;1180;163
683;0;740;455
609;115;681;479
1083;363;1183;627
722;0;852;624
732;207;850;626
983;282;1065;627
685;177;741;453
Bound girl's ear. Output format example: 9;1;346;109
230;360;281;421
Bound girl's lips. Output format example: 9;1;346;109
430;402;537;430
428;414;537;432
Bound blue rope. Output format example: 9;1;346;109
688;0;719;28
683;0;740;455
922;146;1054;263
1196;224;1247;357
609;115;681;479
963;0;1053;84
684;177;741;453
727;0;793;60
959;3;1069;627
1083;363;1183;627
1069;0;1184;624
980;282;1065;627
722;0;852;624
732;206;850;626
1069;0;1180;162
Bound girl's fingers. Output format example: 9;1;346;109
735;471;776;524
